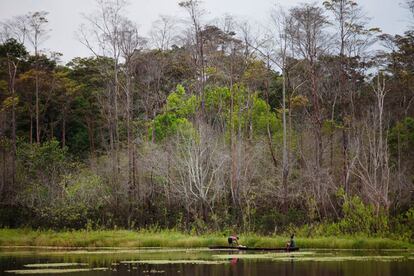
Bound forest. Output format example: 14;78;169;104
0;0;413;241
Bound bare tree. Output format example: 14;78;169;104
324;0;377;192
0;15;28;45
352;74;391;215
172;124;228;223
118;18;145;227
405;0;414;24
270;6;295;204
246;7;303;205
150;15;177;50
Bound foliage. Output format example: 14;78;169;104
392;207;414;242
17;139;68;187
336;188;389;236
204;85;282;139
166;84;197;117
13;140;107;229
1;0;414;237
0;38;27;62
151;85;196;141
389;117;414;159
152;113;193;141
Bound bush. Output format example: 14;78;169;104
337;188;389;236
392;207;414;242
14;140;109;229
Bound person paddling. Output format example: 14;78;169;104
286;233;296;250
228;234;239;247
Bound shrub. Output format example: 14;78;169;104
337;188;389;236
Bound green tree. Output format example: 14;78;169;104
0;38;27;191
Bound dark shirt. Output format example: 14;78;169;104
290;238;295;248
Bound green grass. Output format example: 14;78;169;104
0;229;412;249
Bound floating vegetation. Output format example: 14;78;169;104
143;269;166;273
11;248;211;256
211;253;409;263
271;256;406;262
23;263;88;268
120;260;228;265
213;251;316;259
213;254;273;260
5;268;108;274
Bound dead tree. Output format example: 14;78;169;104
352;74;391;215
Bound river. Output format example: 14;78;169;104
1;248;413;275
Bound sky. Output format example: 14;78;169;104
0;0;412;63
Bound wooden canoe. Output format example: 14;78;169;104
208;246;299;252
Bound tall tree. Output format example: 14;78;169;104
0;39;27;188
150;15;177;51
179;0;206;109
25;11;49;144
290;3;330;168
324;0;362;191
79;0;128;187
119;18;145;227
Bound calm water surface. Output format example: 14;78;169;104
0;248;413;276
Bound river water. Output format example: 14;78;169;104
1;248;413;275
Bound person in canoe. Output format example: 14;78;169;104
228;234;239;247
286;233;296;250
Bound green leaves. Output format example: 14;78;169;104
166;84;197;117
0;38;28;61
151;84;283;143
17;139;68;179
336;188;389;236
251;95;281;136
151;85;196;142
389;117;414;158
152;113;193;142
1;96;19;111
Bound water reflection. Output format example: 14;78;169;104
0;249;413;276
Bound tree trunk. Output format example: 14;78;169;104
9;62;18;188
282;68;289;205
35;68;40;144
62;115;66;148
30;112;33;144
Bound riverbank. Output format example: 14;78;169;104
0;229;412;249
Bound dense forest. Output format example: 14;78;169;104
0;0;413;239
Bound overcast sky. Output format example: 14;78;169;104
0;0;412;63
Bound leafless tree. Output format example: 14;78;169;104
172;124;228;222
150;15;178;50
405;0;414;24
351;74;391;215
0;15;28;44
118;18;145;227
270;6;296;204
324;0;377;192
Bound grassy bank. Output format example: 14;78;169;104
0;229;412;249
